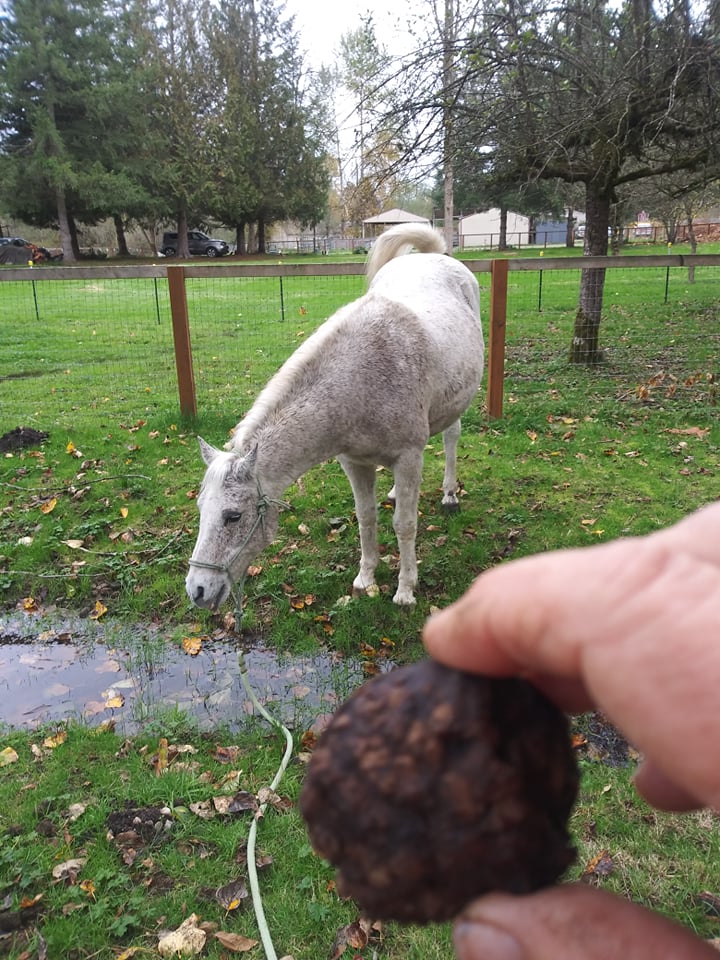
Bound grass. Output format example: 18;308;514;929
0;241;719;957
2;718;720;959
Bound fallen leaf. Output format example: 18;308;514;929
330;917;379;959
68;803;86;821
182;636;203;656
582;849;614;879
214;745;242;764
52;858;87;882
155;737;169;775
158;914;206;957
120;506;129;518
214;879;248;910
214;931;258;952
189;800;215;819
0;746;19;766
43;731;67;749
213;791;258;816
79;879;96;899
89;600;108;620
61;539;85;549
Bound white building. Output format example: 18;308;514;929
458;210;530;249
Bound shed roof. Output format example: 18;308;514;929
362;208;431;224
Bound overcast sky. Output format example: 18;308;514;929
284;0;419;69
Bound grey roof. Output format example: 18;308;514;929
362;208;431;224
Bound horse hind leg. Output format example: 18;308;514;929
390;450;424;606
440;419;462;512
338;458;380;596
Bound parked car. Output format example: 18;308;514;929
160;230;230;258
0;236;56;262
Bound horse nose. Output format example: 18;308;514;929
192;585;205;603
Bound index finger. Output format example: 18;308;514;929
423;504;720;809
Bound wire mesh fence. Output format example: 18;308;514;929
497;261;718;414
1;257;717;434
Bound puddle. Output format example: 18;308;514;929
0;610;383;734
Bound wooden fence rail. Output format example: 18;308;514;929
2;253;718;420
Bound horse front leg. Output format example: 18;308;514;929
338;457;380;596
391;449;424;606
440;418;462;512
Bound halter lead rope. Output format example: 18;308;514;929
188;481;290;627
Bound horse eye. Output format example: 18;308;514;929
224;512;242;525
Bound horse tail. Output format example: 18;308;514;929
366;223;446;283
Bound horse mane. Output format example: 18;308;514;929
366;223;446;283
228;302;358;451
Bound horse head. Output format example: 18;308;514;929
185;438;281;611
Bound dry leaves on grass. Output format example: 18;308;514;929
157;913;206;956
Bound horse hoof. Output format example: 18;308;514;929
441;499;460;514
392;591;416;607
352;583;379;598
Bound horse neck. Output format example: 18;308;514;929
245;409;341;497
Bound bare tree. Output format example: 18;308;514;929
380;0;720;363
464;0;720;362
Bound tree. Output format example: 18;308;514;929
377;0;720;362
144;0;219;258
338;17;404;232
0;0;150;261
204;0;329;253
463;0;720;361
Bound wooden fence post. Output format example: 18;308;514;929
166;265;197;417
486;258;508;418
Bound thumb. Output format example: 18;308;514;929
453;885;718;960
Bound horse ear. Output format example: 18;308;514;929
198;437;221;466
230;443;258;482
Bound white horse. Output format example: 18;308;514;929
186;223;484;611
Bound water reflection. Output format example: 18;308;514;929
0;610;381;733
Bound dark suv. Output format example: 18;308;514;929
160;230;230;258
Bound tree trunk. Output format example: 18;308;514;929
570;188;610;364
686;207;697;283
113;214;130;257
567;208;575;248
68;215;81;260
498;207;508;251
442;0;455;253
235;222;246;255
56;188;76;263
176;209;190;257
257;218;266;254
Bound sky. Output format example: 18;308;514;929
284;0;417;69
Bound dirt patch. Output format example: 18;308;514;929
0;426;49;451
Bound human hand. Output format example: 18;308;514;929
424;500;720;811
423;501;720;960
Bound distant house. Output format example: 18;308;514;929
362;208;431;238
459;209;586;248
458;210;530;249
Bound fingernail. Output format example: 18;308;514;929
454;921;526;960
